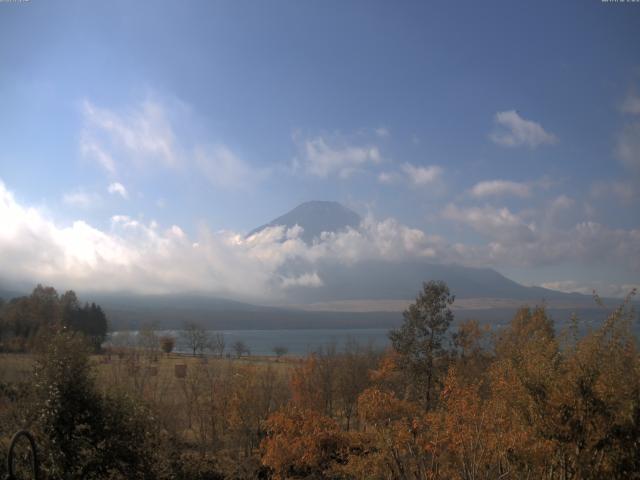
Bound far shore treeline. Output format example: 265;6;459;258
0;284;108;352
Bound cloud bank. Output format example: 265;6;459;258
0;180;444;299
1;179;638;301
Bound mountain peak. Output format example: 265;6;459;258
248;201;361;243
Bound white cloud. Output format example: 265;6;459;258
280;272;323;289
311;216;443;263
377;171;400;184
401;163;443;186
377;163;444;189
590;180;636;204
295;136;383;178
443;204;536;243
79;135;116;174
62;191;101;209
2;178;638;300
445;204;640;271
549;194;574;211
621;90;640;115
543;195;576;227
81;99;181;172
442;198;637;270
195;145;268;189
490;110;557;148
375;127;390;138
79;97;267;189
0;179;291;297
470;180;530;198
107;182;128;199
0;179;450;298
616;121;640;170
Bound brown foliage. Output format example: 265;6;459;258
261;407;344;480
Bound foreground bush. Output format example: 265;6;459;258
31;331;165;479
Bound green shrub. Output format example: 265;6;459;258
31;331;164;479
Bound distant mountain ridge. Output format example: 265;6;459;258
281;258;589;304
246;201;590;305
247;200;361;244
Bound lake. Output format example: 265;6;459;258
109;328;392;356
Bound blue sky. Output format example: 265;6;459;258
0;0;639;299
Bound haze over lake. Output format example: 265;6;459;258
110;328;391;357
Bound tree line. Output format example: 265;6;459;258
0;284;108;352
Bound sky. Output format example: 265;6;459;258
0;0;639;300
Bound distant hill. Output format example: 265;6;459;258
90;293;402;330
282;259;589;304
88;292;615;332
86;258;619;330
0;279;629;333
247;200;361;244
245;201;592;305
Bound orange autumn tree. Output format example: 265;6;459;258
538;293;640;478
336;387;440;480
368;348;406;397
488;305;576;477
260;283;639;480
433;366;537;480
451;319;491;385
289;354;326;413
261;407;345;480
488;295;640;479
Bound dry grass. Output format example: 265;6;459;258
90;351;296;403
0;353;34;384
0;350;298;393
0;349;296;475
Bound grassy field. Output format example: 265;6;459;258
0;349;299;477
0;353;34;384
0;351;298;384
